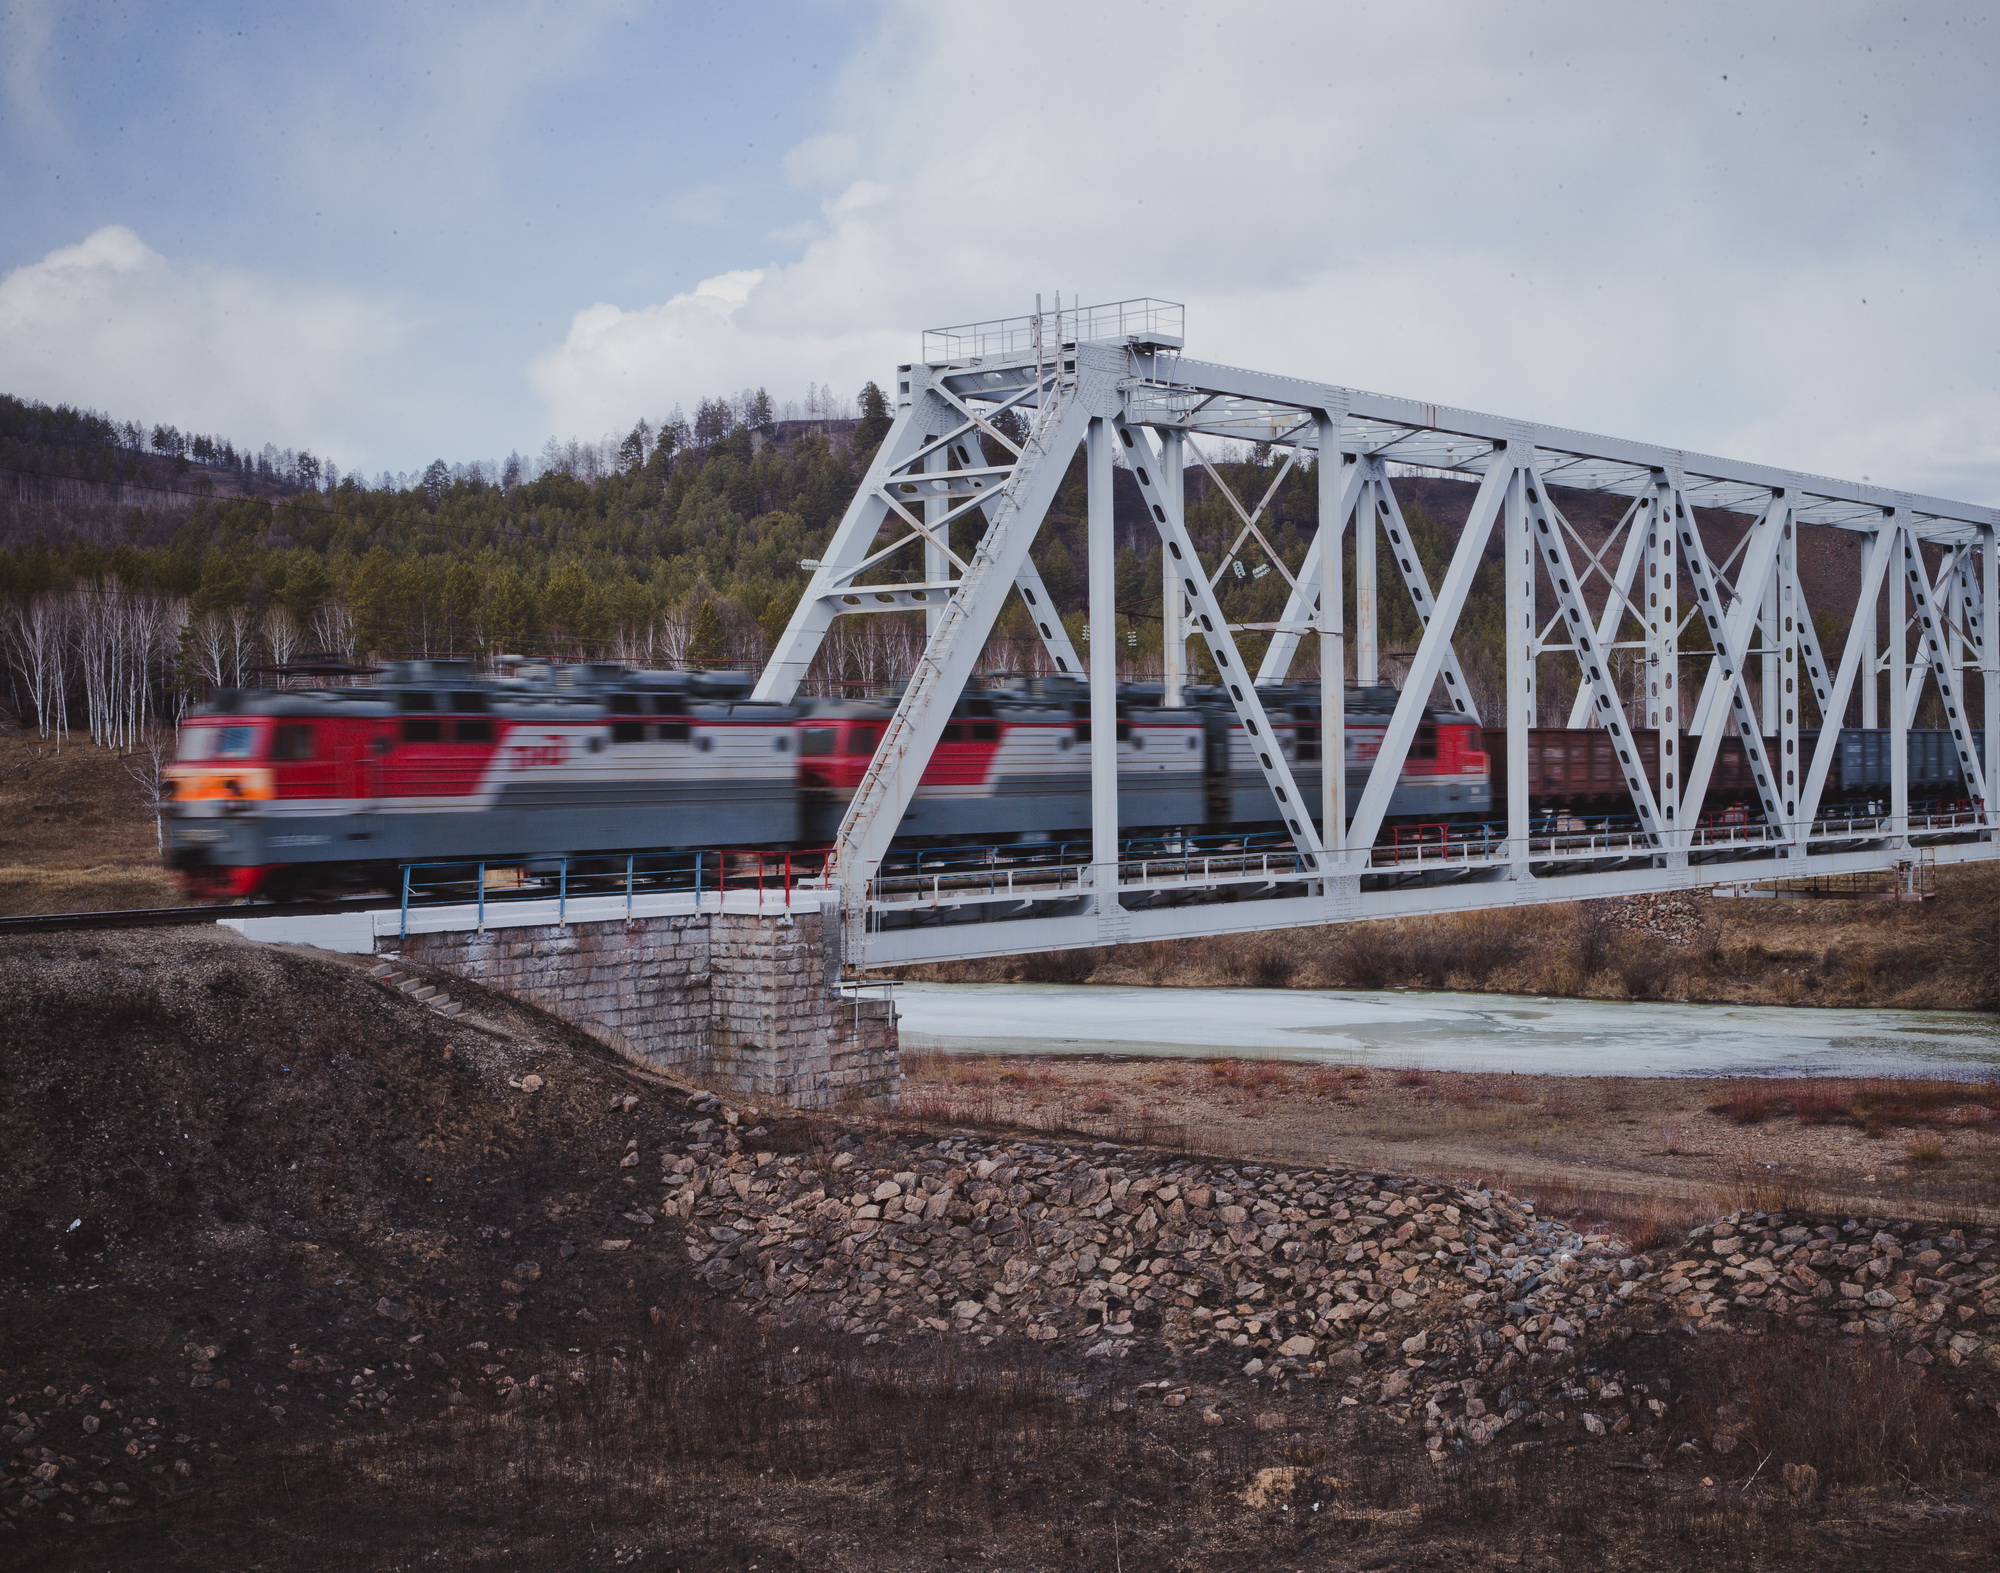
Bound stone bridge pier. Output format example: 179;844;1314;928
225;894;899;1111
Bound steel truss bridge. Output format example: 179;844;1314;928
754;298;1998;968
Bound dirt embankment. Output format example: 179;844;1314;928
4;932;2000;1570
903;866;2000;1011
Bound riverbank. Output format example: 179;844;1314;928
898;863;2000;1011
897;1051;2000;1239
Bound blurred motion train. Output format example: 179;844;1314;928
162;658;1983;900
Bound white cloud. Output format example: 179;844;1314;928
530;267;904;436
782;132;859;188
0;225;407;462
532;0;2000;502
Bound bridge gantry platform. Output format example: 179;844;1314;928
755;298;1999;968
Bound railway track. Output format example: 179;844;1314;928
0;897;398;935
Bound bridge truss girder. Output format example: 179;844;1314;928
752;299;2000;963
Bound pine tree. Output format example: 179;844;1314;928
345;547;407;658
486;568;540;655
855;381;892;456
189;552;248;616
685;599;726;668
542;558;601;655
274;554;332;627
421;459;451;508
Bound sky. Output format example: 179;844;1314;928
1;0;1996;499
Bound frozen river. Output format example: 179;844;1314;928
893;983;2000;1079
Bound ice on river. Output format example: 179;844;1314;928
893;982;2000;1079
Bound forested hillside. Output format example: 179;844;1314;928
0;380;1848;749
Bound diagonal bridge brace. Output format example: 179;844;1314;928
1674;491;1790;841
756;368;1083;699
822;389;1100;917
1899;530;1990;812
1255;458;1482;722
1521;470;1667;841
1116;419;1326;866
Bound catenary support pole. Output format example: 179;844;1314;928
1777;512;1802;852
1761;567;1782;736
1861;555;1880;728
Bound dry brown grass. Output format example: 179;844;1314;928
1710;1076;1999;1133
900;862;2000;1011
1711;1085;1774;1125
0;730;178;913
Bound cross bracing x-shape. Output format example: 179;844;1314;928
753;299;1999;964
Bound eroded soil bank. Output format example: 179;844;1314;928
3;931;2000;1569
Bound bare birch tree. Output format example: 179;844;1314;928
307;600;354;662
2;596;72;747
264;605;305;676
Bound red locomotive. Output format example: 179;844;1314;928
161;660;1975;900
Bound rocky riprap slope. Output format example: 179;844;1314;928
654;1102;2000;1460
663;1105;1668;1456
1636;1212;2000;1374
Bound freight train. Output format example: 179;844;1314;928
161;659;1982;900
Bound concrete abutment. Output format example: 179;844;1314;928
230;898;898;1111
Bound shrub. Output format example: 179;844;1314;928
1710;1086;1770;1125
1786;1086;1845;1124
1305;1065;1347;1098
1250;945;1298;988
1615;943;1670;999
